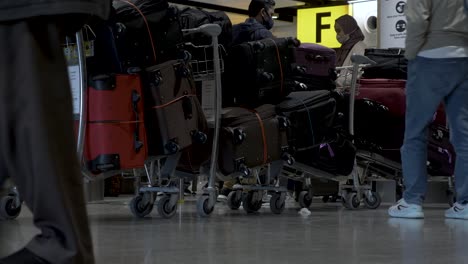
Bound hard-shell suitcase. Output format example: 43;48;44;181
218;105;292;176
86;74;148;174
224;37;300;106
277;91;336;152
145;60;208;156
357;79;406;117
295;43;336;77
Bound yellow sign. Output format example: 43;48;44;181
297;5;350;48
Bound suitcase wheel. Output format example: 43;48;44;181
238;164;251;177
178;50;193;62
288;37;301;47
232;129;246;145
191;130;208;144
282;153;295;166
165;141;180;155
277;117;290;130
259;72;274;82
252;41;266;52
176;65;191;78
151;73;162;87
294;81;308;91
294;66;307;75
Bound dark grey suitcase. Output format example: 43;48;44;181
218;104;293;176
224;37;301;107
145;60;208;156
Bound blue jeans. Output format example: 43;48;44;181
402;56;468;205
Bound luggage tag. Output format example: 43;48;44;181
63;38;81;116
83;25;96;58
201;79;216;125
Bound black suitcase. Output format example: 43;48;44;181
114;0;183;68
178;8;232;48
224;37;301;107
427;125;455;176
277;91;336;152
296;132;356;176
218;105;292;176
362;48;408;80
144;60;208;156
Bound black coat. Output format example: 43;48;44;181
0;0;110;22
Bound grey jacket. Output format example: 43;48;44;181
405;0;468;60
0;0;110;22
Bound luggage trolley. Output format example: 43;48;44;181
125;24;226;219
281;55;383;210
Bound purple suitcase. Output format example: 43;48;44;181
295;43;336;77
427;124;455;176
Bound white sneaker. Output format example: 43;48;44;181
388;199;424;219
445;203;468;220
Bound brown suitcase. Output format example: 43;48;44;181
218;104;293;176
145;60;208;156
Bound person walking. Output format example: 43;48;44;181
0;1;109;263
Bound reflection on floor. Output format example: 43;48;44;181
1;197;467;264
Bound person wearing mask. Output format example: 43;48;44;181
0;1;109;263
388;0;468;219
232;0;276;46
334;14;366;88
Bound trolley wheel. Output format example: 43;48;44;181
343;192;360;210
299;191;313;209
0;196;21;220
242;192;262;214
227;192;242;210
322;196;330;203
197;195;214;217
129;195;153;218
364;191;382;209
330;195;339;203
270;193;286;214
157;195;177;219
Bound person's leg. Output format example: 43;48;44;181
400;57;450;205
444;58;468;205
0;20;94;263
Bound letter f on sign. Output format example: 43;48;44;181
316;12;331;43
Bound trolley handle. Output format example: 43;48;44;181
347;55;377;138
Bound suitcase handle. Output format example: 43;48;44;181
131;90;144;152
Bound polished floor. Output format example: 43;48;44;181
1;197;467;264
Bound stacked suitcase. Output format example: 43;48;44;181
355;48;455;176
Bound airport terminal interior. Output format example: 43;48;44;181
1;0;468;263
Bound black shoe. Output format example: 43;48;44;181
0;248;50;264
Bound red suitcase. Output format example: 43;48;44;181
357;79;406;117
85;74;148;174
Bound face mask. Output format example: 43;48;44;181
262;11;274;30
336;33;350;44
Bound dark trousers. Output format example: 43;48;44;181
0;19;94;263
